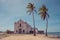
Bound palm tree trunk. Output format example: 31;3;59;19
46;17;48;36
32;12;36;36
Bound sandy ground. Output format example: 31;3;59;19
0;34;60;40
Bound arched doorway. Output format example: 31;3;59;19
23;30;25;33
19;29;22;34
30;31;34;34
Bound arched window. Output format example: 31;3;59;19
16;30;17;32
23;30;25;33
20;24;21;27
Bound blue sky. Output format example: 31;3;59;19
0;0;60;32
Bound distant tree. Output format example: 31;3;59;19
38;5;49;36
26;3;36;36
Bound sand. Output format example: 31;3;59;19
0;34;60;40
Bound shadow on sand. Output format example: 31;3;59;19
0;33;10;39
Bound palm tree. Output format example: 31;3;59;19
38;5;49;36
26;3;36;36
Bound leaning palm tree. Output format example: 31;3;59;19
38;5;49;36
26;3;36;36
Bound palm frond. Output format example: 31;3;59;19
39;8;43;12
47;13;49;18
39;4;49;20
38;12;43;15
34;10;37;13
27;10;32;15
26;3;36;13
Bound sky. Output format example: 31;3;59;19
0;0;60;32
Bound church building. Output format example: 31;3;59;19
14;19;38;34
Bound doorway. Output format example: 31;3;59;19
19;29;22;33
23;30;25;33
